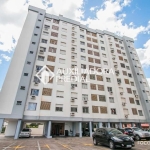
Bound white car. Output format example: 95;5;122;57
19;128;31;138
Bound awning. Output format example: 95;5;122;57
141;124;149;127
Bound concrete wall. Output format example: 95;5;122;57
5;121;17;136
30;125;44;135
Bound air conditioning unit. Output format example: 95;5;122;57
120;92;123;95
70;113;75;116
118;82;121;85
71;98;75;102
125;115;128;118
135;94;138;98
34;82;39;86
109;91;113;94
122;102;126;106
39;50;44;54
71;86;75;89
31;96;36;99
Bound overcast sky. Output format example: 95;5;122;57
0;0;150;89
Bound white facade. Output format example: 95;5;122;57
0;6;150;139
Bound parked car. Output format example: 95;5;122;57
19;128;31;138
131;127;150;141
118;128;134;139
92;128;134;149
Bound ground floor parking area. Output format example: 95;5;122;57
0;136;150;150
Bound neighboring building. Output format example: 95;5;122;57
0;6;150;139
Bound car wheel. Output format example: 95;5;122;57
135;135;140;141
93;138;98;145
109;140;115;149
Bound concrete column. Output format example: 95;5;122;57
46;121;52;138
89;122;92;137
79;122;82;137
107;122;110;128
98;122;102;128
14;120;22;139
118;122;122;129
0;119;4;133
72;122;75;136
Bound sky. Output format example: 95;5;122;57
0;0;150;90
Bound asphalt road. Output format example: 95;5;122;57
0;136;150;150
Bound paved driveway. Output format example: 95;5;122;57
0;136;150;150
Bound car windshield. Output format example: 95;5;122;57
22;129;30;132
109;129;123;135
132;128;143;131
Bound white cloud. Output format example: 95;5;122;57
90;6;98;11
81;0;150;39
0;59;2;65
136;39;150;67
0;0;84;53
1;54;11;61
147;78;150;87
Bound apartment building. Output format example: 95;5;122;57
0;6;150;139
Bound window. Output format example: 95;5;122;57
36;26;40;29
127;88;132;94
52;25;59;30
82;83;88;89
124;59;128;63
111;109;116;115
92;106;99;113
47;55;55;62
82;94;88;100
60;50;66;55
126;66;130;70
116;44;119;48
42;88;52;96
50;39;57;45
90;74;95;80
87;43;92;48
92;39;98;43
100;106;107;114
34;34;38;36
135;100;140;105
40;101;51;110
120;63;125;68
34;76;40;83
53;19;59;24
117;50;121;54
92;33;96;37
80;29;84;32
109;97;114;103
91;94;97;101
80;41;85;45
122;71;127;76
16;101;22;105
103;61;108;65
55;105;63;112
90;84;96;90
81;56;86;61
27;61;31;65
83;107;89;113
130;82;134;86
81;48;85;53
28;102;37;111
98;85;104;91
95;59;100;64
81;64;86;69
107;87;112;92
51;32;58;37
88;57;94;63
87;37;91;41
41;39;47;43
30;51;33;54
38;56;44;61
24;73;28;76
100;40;104;44
43;31;49;35
93;45;99;49
106;78;111;82
71;106;77;112
56;91;64;98
32;42;36;44
102;54;106;58
61;34;66;39
124;79;129;84
101;47;105;50
132;108;138;115
94;51;99;56
49;47;56;53
59;58;65;64
97;75;103;81
31;89;39;96
99;95;106;102
119;56;123;61
138;110;143;116
99;35;103;38
129;97;135;104
128;73;132;77
88;49;93;54
20;86;25;90
80;35;84;38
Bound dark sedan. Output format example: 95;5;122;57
92;128;134;149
